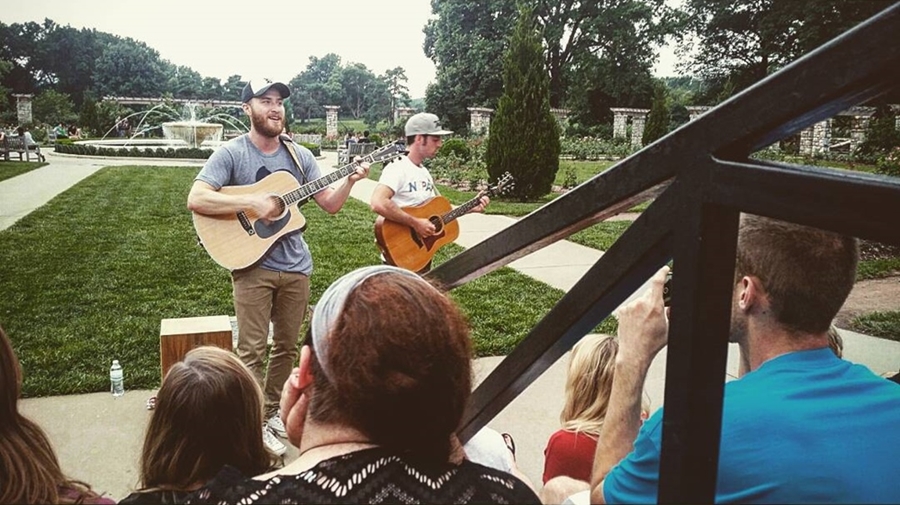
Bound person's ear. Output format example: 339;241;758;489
296;345;314;391
738;275;765;311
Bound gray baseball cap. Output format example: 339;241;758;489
241;78;291;103
405;112;453;136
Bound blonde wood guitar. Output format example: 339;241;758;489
374;172;514;272
193;142;404;270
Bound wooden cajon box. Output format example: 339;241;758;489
160;315;233;379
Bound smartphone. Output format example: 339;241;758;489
663;271;673;307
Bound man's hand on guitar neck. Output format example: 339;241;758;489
470;194;490;213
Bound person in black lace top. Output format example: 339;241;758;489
187;265;539;504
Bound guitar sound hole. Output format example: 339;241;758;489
271;196;287;219
430;217;443;233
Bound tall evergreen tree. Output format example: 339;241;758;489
642;83;670;145
485;9;560;201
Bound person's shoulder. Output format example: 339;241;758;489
458;460;542;503
185;465;260;504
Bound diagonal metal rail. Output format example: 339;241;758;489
430;3;900;502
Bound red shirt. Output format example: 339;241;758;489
542;429;598;484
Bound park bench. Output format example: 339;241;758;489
338;142;376;165
1;135;38;162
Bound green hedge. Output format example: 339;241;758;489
55;143;213;159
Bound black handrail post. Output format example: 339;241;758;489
658;193;740;502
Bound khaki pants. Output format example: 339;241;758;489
231;266;310;418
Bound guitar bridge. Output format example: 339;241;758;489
237;211;255;236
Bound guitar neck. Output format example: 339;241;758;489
443;194;485;224
280;163;360;206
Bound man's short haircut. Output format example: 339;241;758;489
736;214;858;334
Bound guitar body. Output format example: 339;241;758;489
374;196;460;272
192;171;307;271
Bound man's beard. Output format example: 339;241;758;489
249;108;283;137
728;298;748;344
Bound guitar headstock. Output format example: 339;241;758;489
485;172;515;197
362;141;406;165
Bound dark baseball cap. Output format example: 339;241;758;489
241;78;291;103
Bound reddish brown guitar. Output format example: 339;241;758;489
374;173;514;272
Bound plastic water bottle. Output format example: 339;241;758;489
110;359;124;397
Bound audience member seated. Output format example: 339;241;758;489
186;265;540;504
120;346;275;504
463;427;536;493
16;126;45;162
590;215;900;504
0;325;115;504
544;335;643;486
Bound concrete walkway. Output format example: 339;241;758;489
9;148;900;500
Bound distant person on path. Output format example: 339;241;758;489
120;346;275;505
185;265;540;504
187;78;369;457
0;325;114;504
590;215;900;504
369;112;488;272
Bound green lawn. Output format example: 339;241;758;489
0;160;47;182
0;165;593;397
850;311;900;342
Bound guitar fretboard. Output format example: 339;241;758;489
278;145;399;206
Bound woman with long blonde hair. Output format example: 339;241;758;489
542;335;647;484
0;325;113;504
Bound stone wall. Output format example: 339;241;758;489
610;108;649;148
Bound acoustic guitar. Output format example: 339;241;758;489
194;141;405;270
374;172;514;272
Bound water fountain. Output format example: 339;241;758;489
74;101;248;153
161;103;224;148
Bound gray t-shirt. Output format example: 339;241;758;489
195;135;322;275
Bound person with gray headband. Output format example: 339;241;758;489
186;265;539;504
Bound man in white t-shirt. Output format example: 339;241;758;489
370;112;488;271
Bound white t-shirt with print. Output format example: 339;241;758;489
377;155;437;208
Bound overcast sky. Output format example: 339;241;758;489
8;0;680;99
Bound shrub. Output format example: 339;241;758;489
438;137;471;161
877;147;900;176
299;142;321;157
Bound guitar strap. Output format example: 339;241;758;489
280;134;307;183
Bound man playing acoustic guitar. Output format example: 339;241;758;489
187;79;369;456
370;112;488;273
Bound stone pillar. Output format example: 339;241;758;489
394;106;416;125
550;108;571;129
799;119;833;155
685;106;713;122
324;105;340;139
467;107;494;135
611;108;629;139
849;115;871;153
14;94;34;125
630;109;650;148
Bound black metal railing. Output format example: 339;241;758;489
429;3;900;502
